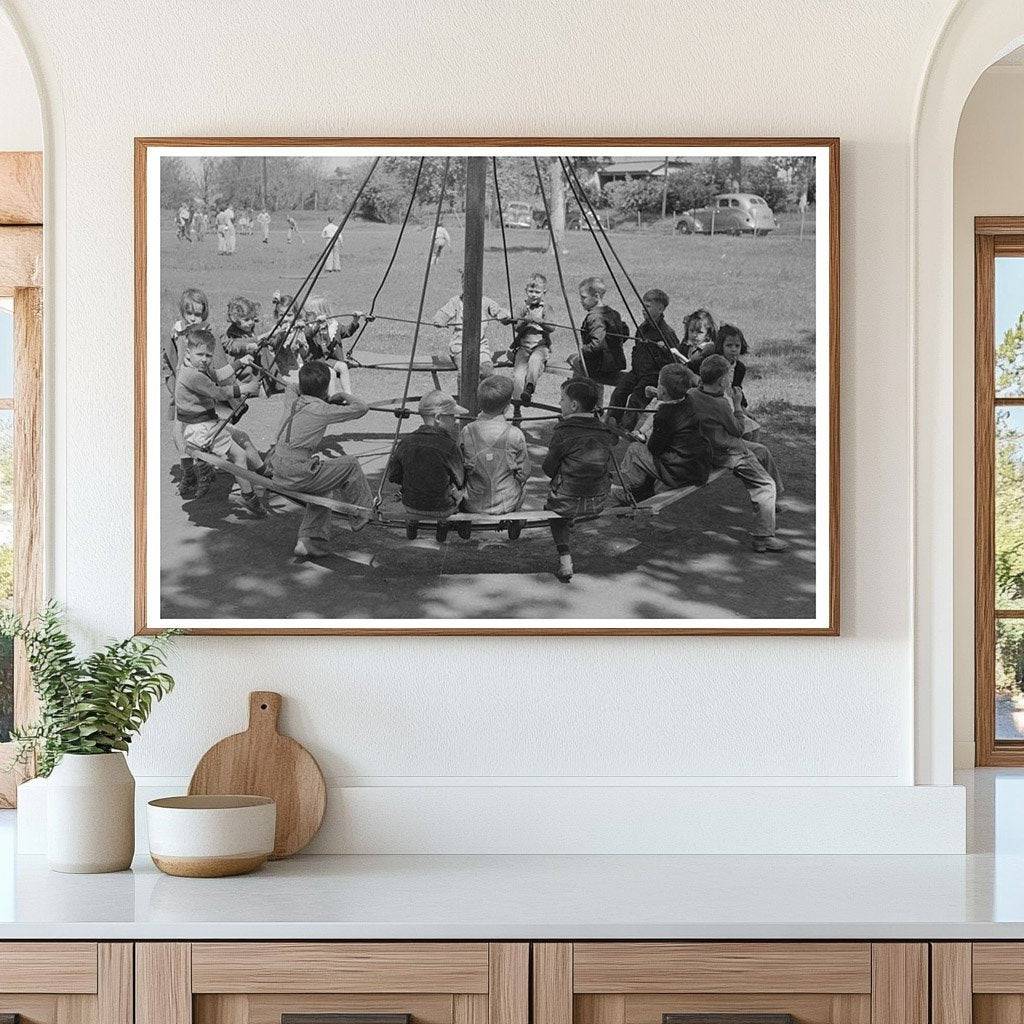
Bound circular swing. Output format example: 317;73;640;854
196;154;723;543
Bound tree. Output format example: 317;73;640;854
604;178;663;219
159;158;197;208
545;158;566;253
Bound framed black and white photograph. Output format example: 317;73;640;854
135;138;839;635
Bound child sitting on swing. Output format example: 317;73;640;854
687;354;787;553
460;376;531;515
432;272;508;377
569;276;628;399
388;389;468;517
269;360;373;558
543;376;617;582
608;287;681;430
174;328;264;515
616;363;709;502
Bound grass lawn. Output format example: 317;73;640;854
155;209;820;623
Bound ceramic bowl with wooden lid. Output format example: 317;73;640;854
146;795;276;877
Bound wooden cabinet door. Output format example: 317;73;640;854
0;942;132;1024
534;944;927;1024
137;943;528;1024
934;943;1024;1024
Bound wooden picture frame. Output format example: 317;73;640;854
0;151;43;806
135;137;840;636
975;217;1024;765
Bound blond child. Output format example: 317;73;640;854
174;329;265;515
165;288;209;498
460;376;531;515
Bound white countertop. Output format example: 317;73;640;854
1;850;1023;940
1;770;1021;941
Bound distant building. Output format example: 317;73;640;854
594;158;691;187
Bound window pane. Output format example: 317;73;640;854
996;256;1024;396
997;620;1024;740
0;409;11;742
0;301;12;400
997;408;1024;610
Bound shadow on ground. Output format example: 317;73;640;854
159;389;818;623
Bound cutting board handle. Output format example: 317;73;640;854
248;691;282;734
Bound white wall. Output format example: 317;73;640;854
0;0;973;851
952;64;1024;767
0;7;39;151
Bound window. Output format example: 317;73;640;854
0;300;11;744
0;150;42;806
976;222;1024;764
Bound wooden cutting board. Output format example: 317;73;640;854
188;691;326;859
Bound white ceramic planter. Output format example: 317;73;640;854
46;752;135;873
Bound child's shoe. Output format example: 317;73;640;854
752;536;788;553
555;553;574;582
241;489;268;518
193;462;215;498
521;382;535;405
178;461;197;499
294;538;331;559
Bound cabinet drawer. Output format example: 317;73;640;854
0;942;98;993
573;944;872;994
191;942;490;993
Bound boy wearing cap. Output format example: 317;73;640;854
269;360;373;558
687;354;787;553
388;389;467;516
543;376;618;582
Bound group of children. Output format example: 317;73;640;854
164;266;787;581
174;203;333;251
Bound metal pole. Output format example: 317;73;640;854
661;154;669;220
460;156;487;415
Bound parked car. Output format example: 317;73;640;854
532;206;584;230
676;193;778;235
502;201;534;228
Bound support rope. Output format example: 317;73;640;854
346;157;426;360
558;156;639;332
491;157;518;354
263;157;381;374
562;157;679;356
374;156;452;506
533;157;588;377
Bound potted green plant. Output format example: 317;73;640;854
2;604;177;873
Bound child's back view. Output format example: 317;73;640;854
460;376;531;515
543;377;618;581
388;389;468;516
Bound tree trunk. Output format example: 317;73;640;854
546;158;566;254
